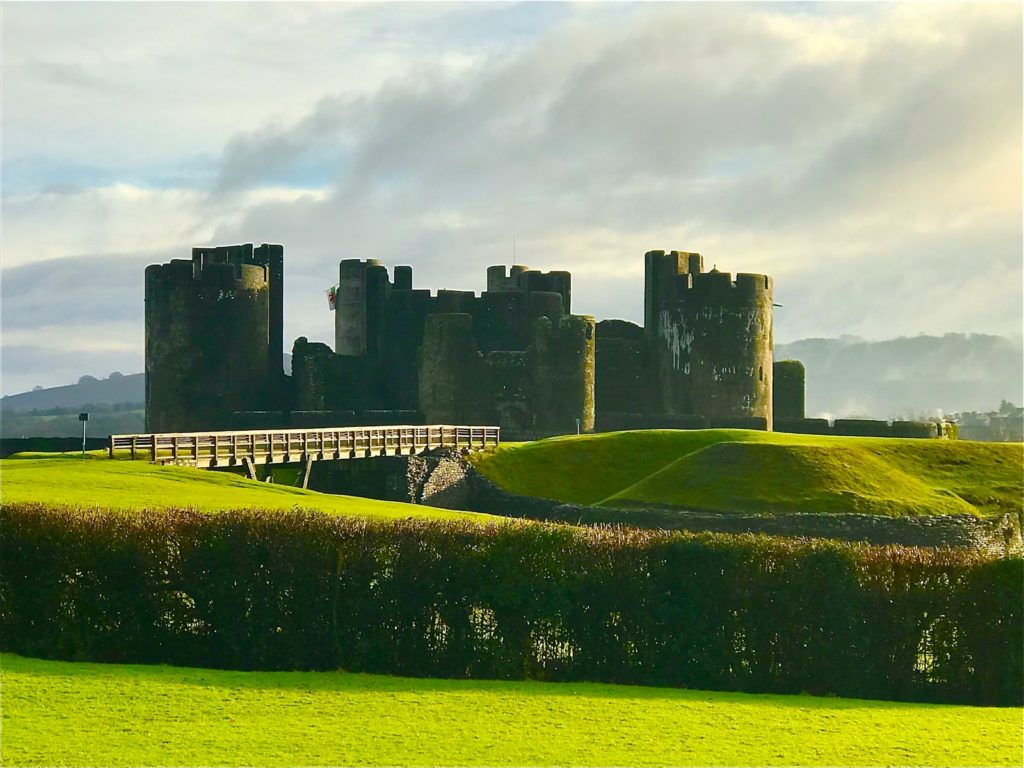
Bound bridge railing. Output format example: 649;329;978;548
109;424;500;467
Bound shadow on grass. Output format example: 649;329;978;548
2;653;979;711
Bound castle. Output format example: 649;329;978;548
145;243;806;436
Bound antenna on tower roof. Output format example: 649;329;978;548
513;236;517;266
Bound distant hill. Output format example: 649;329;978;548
775;333;1023;419
0;373;143;413
0;354;293;415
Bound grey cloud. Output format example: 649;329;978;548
19;60;131;94
214;96;357;194
4;2;1020;393
1;251;157;330
213;2;1019;343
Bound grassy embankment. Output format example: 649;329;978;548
0;452;500;523
3;654;1021;767
471;429;1023;518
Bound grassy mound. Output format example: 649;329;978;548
472;430;1023;518
0;453;499;523
4;654;1020;767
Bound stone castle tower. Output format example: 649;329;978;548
595;250;774;430
644;250;774;428
144;243;284;432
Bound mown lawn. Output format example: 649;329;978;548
3;654;1020;767
0;453;499;523
472;430;1023;517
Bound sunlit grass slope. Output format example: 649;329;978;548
0;454;499;523
4;654;1020;767
472;430;1023;517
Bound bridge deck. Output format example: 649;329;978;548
109;424;500;469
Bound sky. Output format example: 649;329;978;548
2;1;1021;395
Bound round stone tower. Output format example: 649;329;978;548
145;246;276;432
665;270;773;427
528;314;596;434
646;251;773;428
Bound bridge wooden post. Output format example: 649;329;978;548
242;456;258;481
299;456;314;489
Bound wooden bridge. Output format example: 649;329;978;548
109;424;500;483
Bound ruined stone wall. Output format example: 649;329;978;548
485;350;531;434
773;417;939;439
595;319;655;415
292;337;385;413
146;244;281;432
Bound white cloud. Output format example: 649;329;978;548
1;184;328;269
1;1;1020;393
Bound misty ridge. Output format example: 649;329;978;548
775;333;1024;420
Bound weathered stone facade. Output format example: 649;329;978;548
146;244;782;435
293;260;593;438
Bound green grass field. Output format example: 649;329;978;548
0;453;500;523
471;430;1023;517
3;654;1020;767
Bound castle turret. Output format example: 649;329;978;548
773;360;806;420
529;314;596;433
336;258;391;357
145;243;283;432
644;250;702;340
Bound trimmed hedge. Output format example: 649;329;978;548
1;503;1020;705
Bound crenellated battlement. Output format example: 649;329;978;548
486;264;571;313
673;270;773;300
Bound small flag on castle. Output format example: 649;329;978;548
327;285;338;310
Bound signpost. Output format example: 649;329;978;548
79;412;89;457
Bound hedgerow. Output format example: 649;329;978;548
0;503;1019;705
